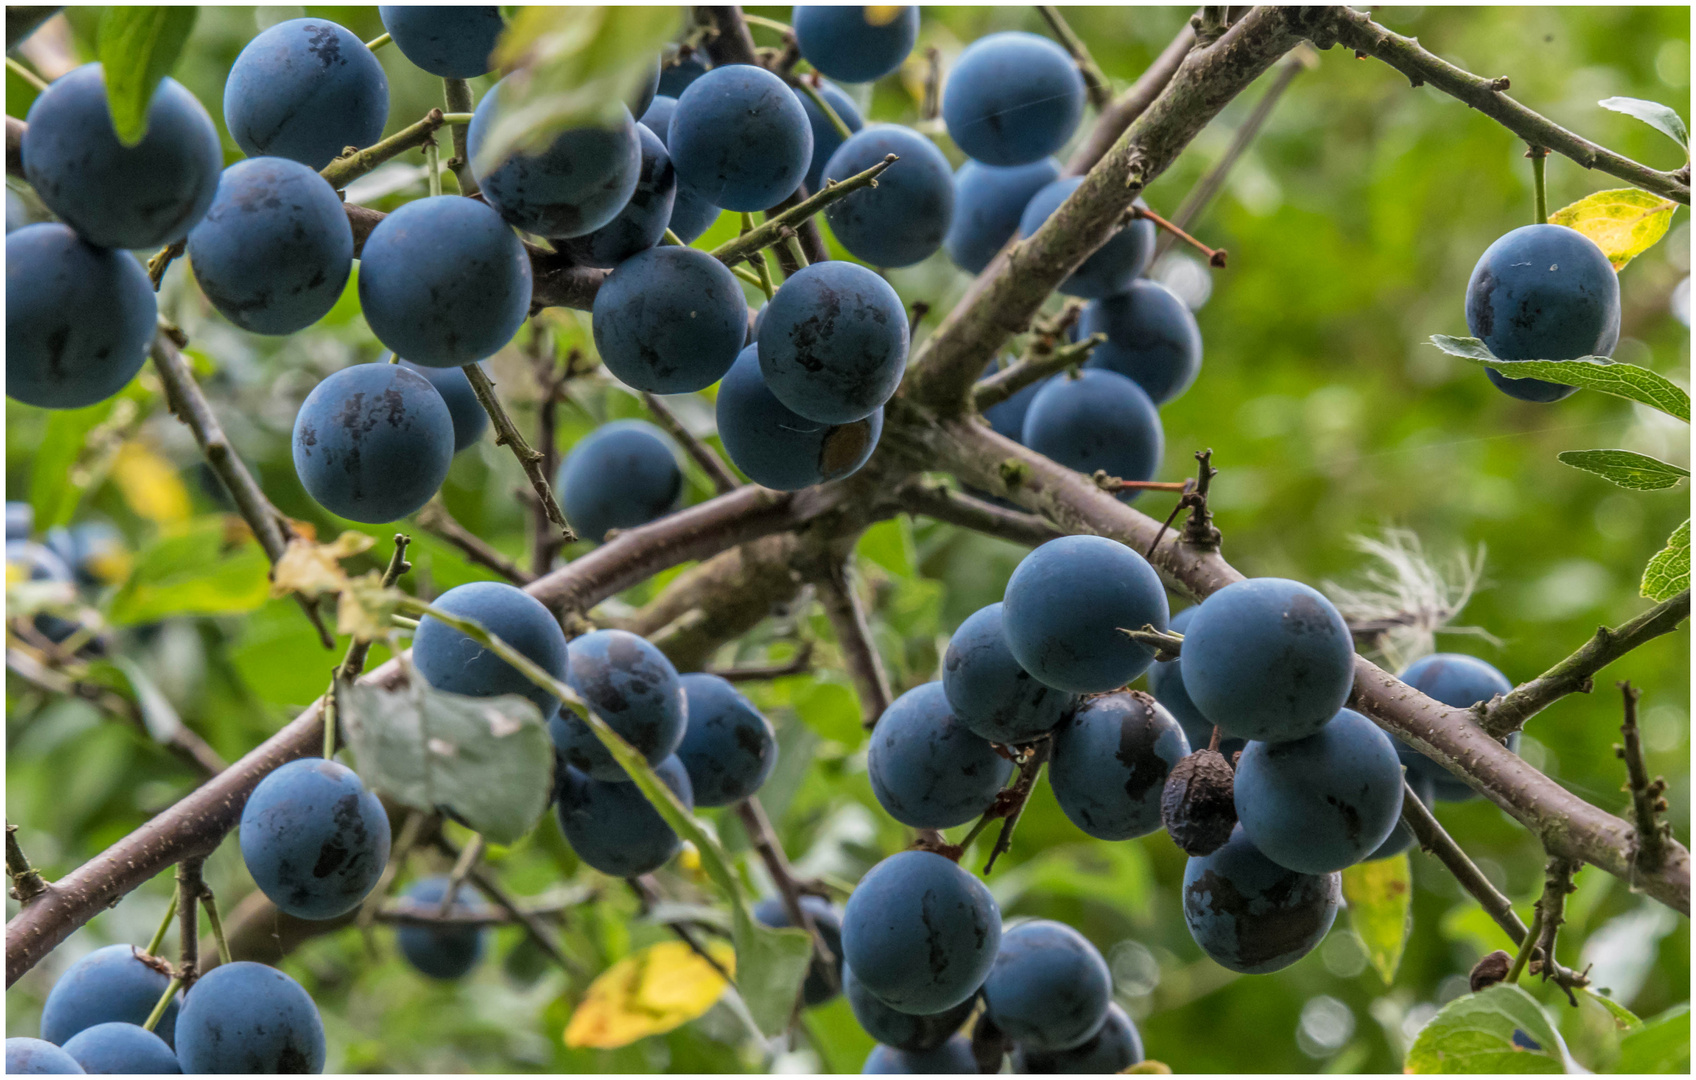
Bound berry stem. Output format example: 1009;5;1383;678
5;821;48;905
710;154;897;267
442;79;479;196
364;31;391;51
1132;204;1227;268
424;137;441;198
741;213;778;301
793;76;854;141
141;974;181;1034
5;56;47;93
144;887;178;957
1505;908;1542;985
199;885;233;968
1529;145;1549;224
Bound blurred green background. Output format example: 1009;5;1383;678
5;5;1689;1073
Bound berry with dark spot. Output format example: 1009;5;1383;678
1050;690;1190;841
841;850;1001;1015
945;157;1061;275
943;32;1084;167
224;18;389;170
378;6;503;78
239;757;390;921
1234;708;1404;874
1161;743;1238;857
757;260;909;424
716;345;883;490
843;963;976;1052
1182;824;1341;974
7;223;154;410
868;681;1014;829
40;945;179;1048
669;65;812;211
982;920;1111;1051
290;363;455;523
556;122;677;269
173;962;326;1074
792;6;919;84
413;580;569;722
675;672;778;806
556;420;684;544
555;755;693;876
821;124;954;268
549;628;686;782
186;157;354;336
942;602;1078;745
1082;279;1203;406
395;876;490;980
22;63;221;250
753;896;844;1006
591;245;747;393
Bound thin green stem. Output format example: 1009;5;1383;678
440;112;475;125
144;888;179;957
365;31;391;51
1530;147;1549;224
425;138;442;198
392;614;420;630
710;154;896;266
778;233;808;274
6;56;48;93
322;682;338;760
793;78;853;141
200;889;232;967
731;264;765;288
953;811;996;854
740;12;793;35
1506;909;1543;984
662;229;684;247
742;213;777;301
142;976;182;1033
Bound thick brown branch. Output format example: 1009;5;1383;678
1066;21;1197;176
629;535;807;671
1328;7;1689;204
1483;590;1689;737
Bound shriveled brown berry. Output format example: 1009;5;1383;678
1470;949;1513;992
1161;748;1237;855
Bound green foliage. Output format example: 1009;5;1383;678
107;516;271;624
1610;1004;1691;1073
1341;855;1412;985
95;7;198;145
1599;97;1690;151
1641;520;1690;601
1557;449;1689;490
1429;337;1690;422
1405;985;1570;1073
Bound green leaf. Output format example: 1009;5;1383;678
30;397;119;532
1610;1004;1690;1073
475;6;682;175
1640;519;1690;602
105;655;185;745
1429;337;1690;423
1548;189;1679;271
1341;854;1412;985
340;680;552;846
1404;984;1570;1073
95;7;198;146
1580;989;1642;1035
107;517;271;624
1557;449;1689;490
1599;96;1690;151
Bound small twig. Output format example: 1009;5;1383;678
174;858;203;989
896;479;1065;549
443;79;479;196
628;875;733;983
144;888;179;958
1095;474;1191;494
436;833;587;981
1133;204;1226;267
364;31;391;51
792;76;854;141
640;392;742;495
438;834;486;916
1533;856;1580;1000
6;823;48;904
417;505;535;589
1617;682;1671;875
320;108;447;190
703;641;816;683
462;362;577;543
919;46;942;122
1117;624;1183;662
335;535;413;685
983;740;1051;874
1037;7;1113;111
150;336;335;648
1143;479;1199;560
971;331;1104;411
908;301;930;339
1180;449;1220;549
527;331;569;576
710;156;895;266
1506;908;1542;985
379;887;586;926
1483;591;1689;737
809;554;893;730
736;797;837;996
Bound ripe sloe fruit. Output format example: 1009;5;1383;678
224;18;388;170
396;876;489;980
982;920;1111;1051
794;81;864;194
843;963;975;1053
555;755;693;877
290;363;455;523
945;158;1061;275
1182;824;1341;974
1148;607;1244;758
1082;279;1203;405
943;32;1084;166
793;6;919;84
22;64;220;250
1466;223;1621;402
841;849;1001;1014
398;360;489;453
675;672;778;806
1012;1002;1143;1074
638;96;723;243
1050;690;1190;841
1368;772;1433;861
412;580;569;721
716;345;883;490
557;123;676;269
468;78;642;239
378;6;503;78
753;896;843;1006
1179;578;1355;743
174;962;326;1074
6;1039;83;1074
821;125;954;268
1002;534;1169;694
187;157;353;336
863;1035;977;1074
550;628;687;781
1397;653;1518;801
669;65;813;211
868;681;1013;828
40;945;178;1047
359;196;532;368
1234;707;1404;873
1022;369;1164;500
60;1023;179;1075
658;54;710;98
591;245;747;393
556;420;683;544
1019;180;1155;298
941;602;1078;744
7;223;154;410
758;260;908;424
239;757;390;920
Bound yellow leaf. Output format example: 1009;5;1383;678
1342;854;1412;985
1548;188;1678;271
564;941;736;1050
111;441;190;524
270;532;375;599
1123;1062;1173;1074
